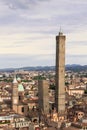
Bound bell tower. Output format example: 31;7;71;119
12;77;18;111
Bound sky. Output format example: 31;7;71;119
0;0;87;68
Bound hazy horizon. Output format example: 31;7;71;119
0;63;87;70
0;0;87;68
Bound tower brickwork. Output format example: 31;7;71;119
38;80;49;114
55;32;66;112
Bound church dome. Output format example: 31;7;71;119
17;77;21;83
18;83;24;92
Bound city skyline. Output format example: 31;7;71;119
0;0;87;68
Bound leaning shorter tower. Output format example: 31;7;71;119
55;31;66;113
38;80;49;114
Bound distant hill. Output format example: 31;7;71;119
66;64;87;72
0;65;87;72
0;66;55;72
19;66;55;71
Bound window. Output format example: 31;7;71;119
22;107;24;113
19;95;21;100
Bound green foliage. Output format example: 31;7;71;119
49;84;55;90
0;78;13;82
33;75;46;80
22;80;32;82
65;82;69;86
84;89;87;94
0;121;10;124
84;74;87;78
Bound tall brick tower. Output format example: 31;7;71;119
38;80;49;114
55;31;66;112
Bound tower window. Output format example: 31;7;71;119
19;95;21;100
22;107;24;113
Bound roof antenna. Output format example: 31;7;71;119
59;26;63;35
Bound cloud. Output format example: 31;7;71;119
2;0;51;10
0;0;87;31
3;0;35;10
66;54;87;65
0;54;55;68
66;41;87;57
0;32;55;55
